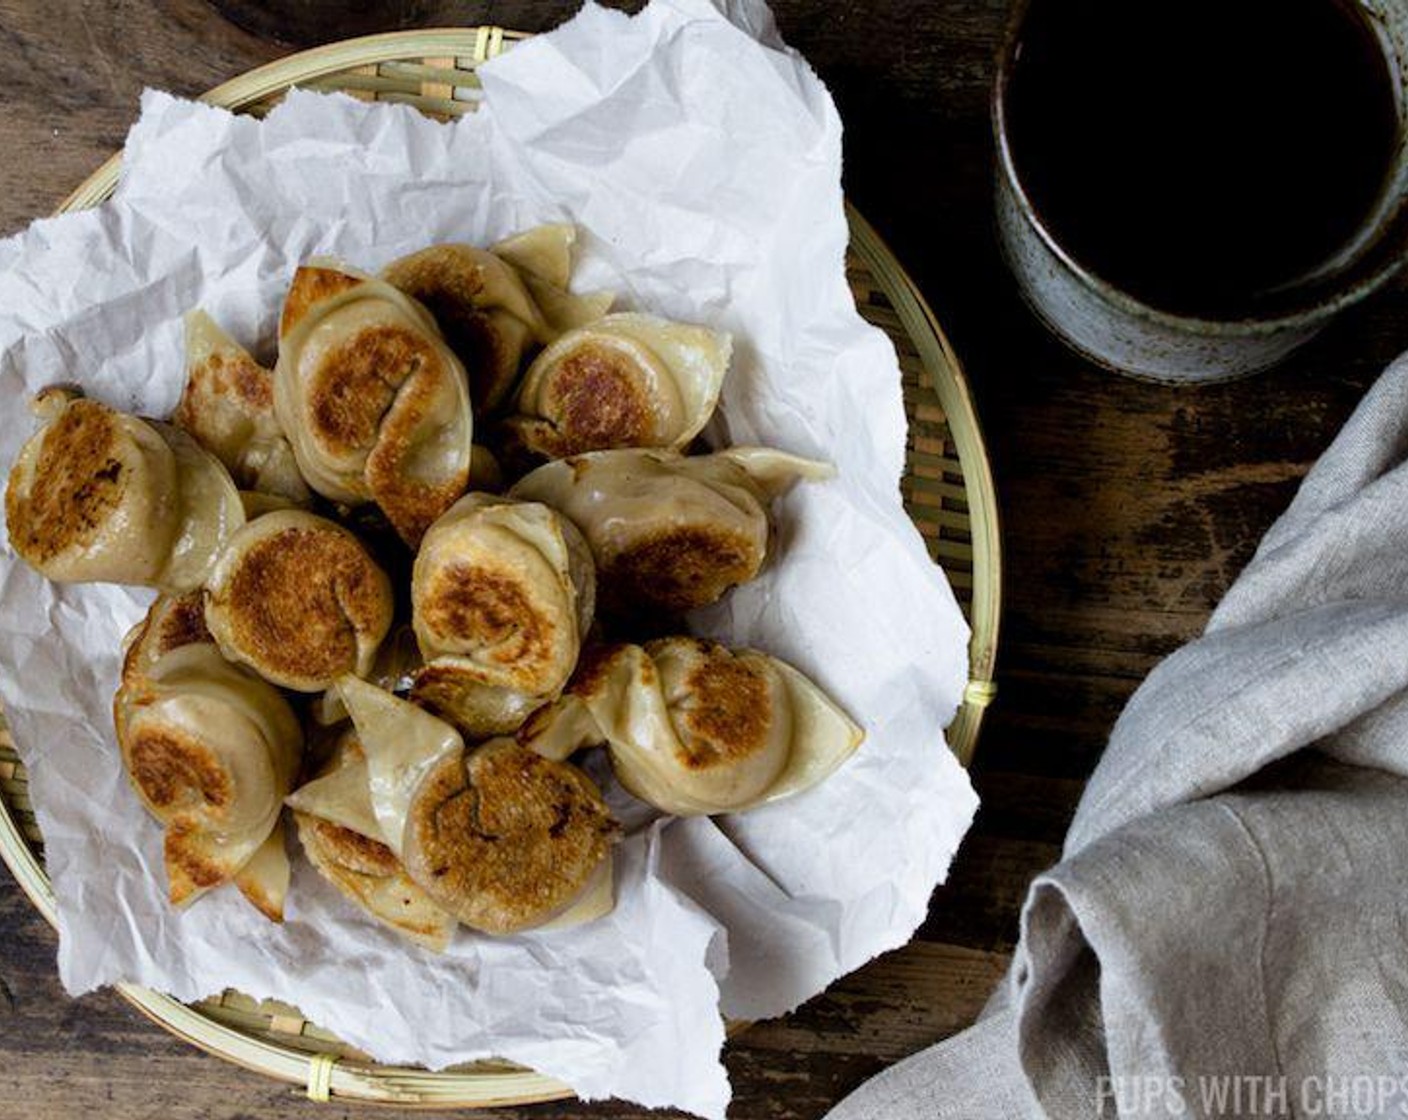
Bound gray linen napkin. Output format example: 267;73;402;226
828;354;1408;1120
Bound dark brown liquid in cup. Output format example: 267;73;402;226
1004;0;1400;318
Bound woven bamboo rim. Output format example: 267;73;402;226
0;26;1002;1107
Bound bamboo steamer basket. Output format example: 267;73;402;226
0;26;1002;1107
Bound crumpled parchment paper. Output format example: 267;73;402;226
0;1;979;1114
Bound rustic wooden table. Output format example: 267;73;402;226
0;2;1404;1118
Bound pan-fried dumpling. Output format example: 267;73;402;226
382;244;549;415
113;639;302;915
117;600;300;921
287;729;455;951
7;390;176;587
5;389;244;592
274;260;473;546
409;493;595;737
405;739;616;934
503;314;731;460
521;638;863;816
510;446;832;615
120;592;295;920
172;311;311;504
204;510;394;692
336;677;618;934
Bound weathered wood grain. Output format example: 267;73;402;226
0;875;1008;1120
0;1;1404;1117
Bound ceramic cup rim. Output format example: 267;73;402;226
992;0;1408;339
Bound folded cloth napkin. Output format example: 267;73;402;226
829;353;1408;1120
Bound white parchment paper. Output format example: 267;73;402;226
0;1;978;1114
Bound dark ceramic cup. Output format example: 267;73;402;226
994;0;1408;383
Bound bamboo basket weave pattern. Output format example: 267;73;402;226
0;27;1002;1107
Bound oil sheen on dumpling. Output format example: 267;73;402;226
114;625;302;917
274;260;473;546
287;728;455;951
172;310;311;504
510;446;832;615
504;313;731;460
409;493;595;738
521;638;863;817
204;510;394;692
5;389;245;592
382;244;549;415
335;677;618;935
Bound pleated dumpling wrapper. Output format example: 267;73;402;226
286;727;455;951
172;311;311;504
521;638;863;817
333;676;619;935
409;492;596;738
114;593;302;918
204;509;394;692
5;388;245;592
274;260;473;546
504;313;731;461
489;223;615;337
510;446;832;616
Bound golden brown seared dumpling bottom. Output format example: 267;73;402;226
504;313;731;461
404;739;617;935
521;637;863;817
114;608;302;919
6;390;245;592
333;676;618;935
173;310;311;504
274;262;473;546
510;446;832;616
409;493;595;737
204;509;394;692
8;392;176;586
